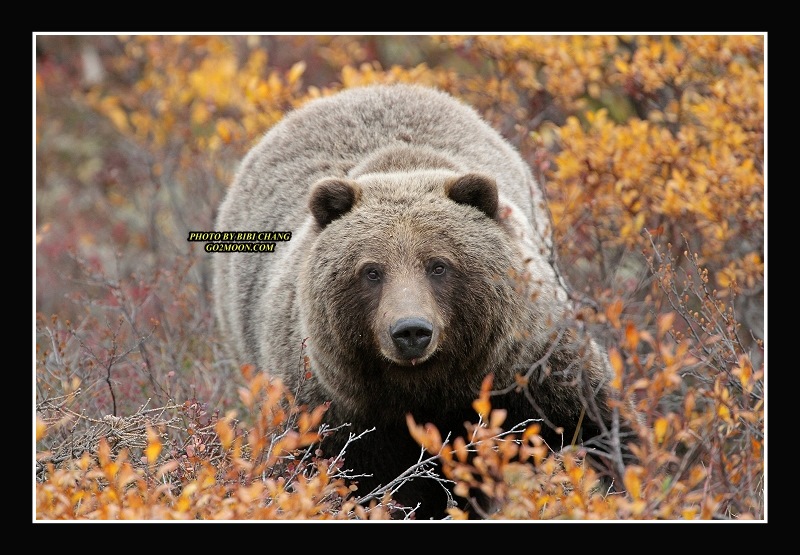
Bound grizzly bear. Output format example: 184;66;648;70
212;84;631;519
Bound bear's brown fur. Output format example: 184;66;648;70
213;84;631;519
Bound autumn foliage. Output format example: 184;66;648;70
35;35;765;520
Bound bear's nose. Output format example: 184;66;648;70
390;317;433;359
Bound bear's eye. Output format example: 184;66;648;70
430;263;447;276
365;268;381;281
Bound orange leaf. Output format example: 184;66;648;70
238;386;254;409
489;408;507;429
472;374;494;420
98;437;112;467
608;347;623;390
472;398;491;421
405;414;443;455
215;416;236;450
424;423;443;454
406;414;427;447
156;460;180;479
523;423;541;443
452;436;469;463
606;299;623;329
240;363;256;381
624;322;639;351
684;390;696;420
657;312;676;338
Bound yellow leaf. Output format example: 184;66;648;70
108;107;129;133
216;120;233;143
631;499;647;516
716;267;737;289
201;470;217;489
79;452;92;470
176;496;191;513
654;417;668;444
623;466;643;499
287;61;307;85
36;415;47;441
191;102;210;126
145;425;162;465
682;507;699;519
733;354;753;391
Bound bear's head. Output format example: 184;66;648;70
299;170;548;423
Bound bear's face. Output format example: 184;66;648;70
299;171;530;420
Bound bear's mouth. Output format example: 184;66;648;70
397;354;433;367
383;343;439;367
383;355;432;368
383;349;439;370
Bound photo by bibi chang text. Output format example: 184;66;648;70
188;231;292;253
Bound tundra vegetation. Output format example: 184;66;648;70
35;35;764;520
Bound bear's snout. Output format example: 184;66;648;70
390;317;433;361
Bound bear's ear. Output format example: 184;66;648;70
309;178;362;228
444;173;499;220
